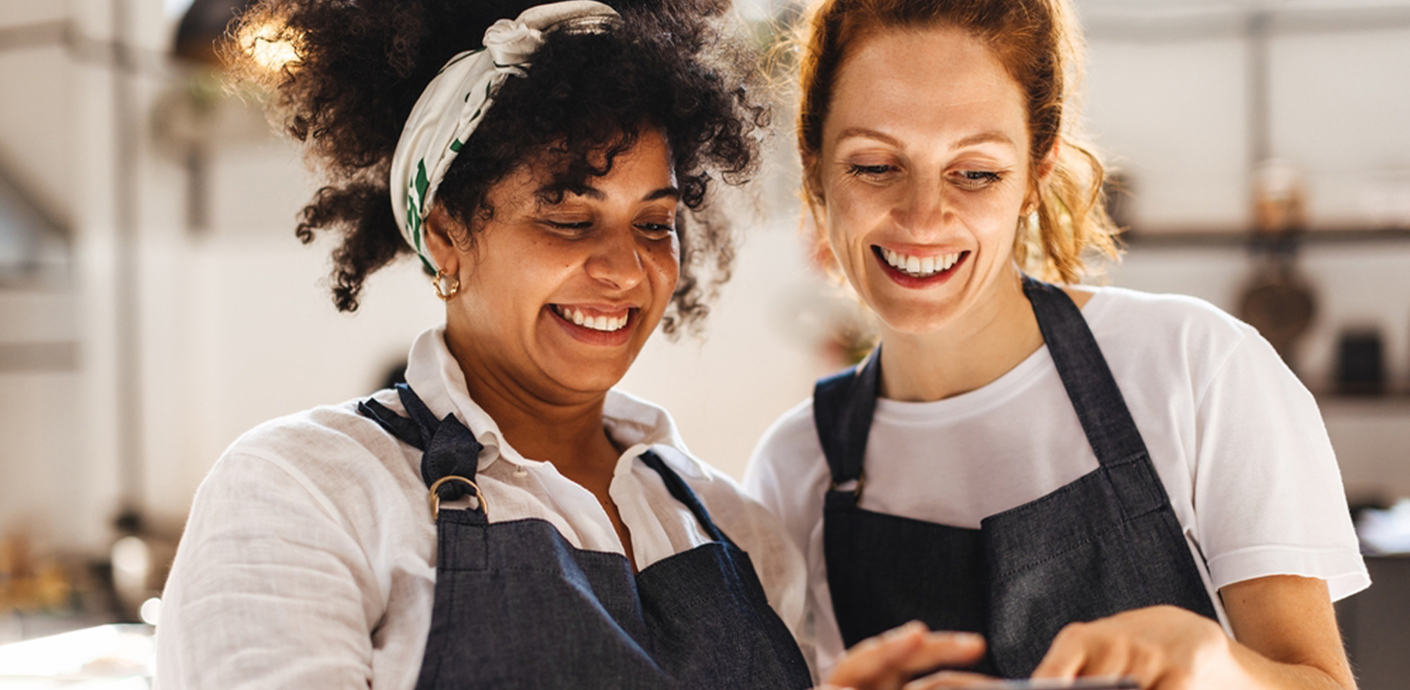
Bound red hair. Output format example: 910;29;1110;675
795;0;1120;282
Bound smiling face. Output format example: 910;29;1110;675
433;129;680;401
814;24;1039;336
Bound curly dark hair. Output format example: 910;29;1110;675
224;0;767;334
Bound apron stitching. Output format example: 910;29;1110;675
989;506;1171;579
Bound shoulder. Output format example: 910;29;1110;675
750;397;824;473
225;389;404;464
1078;286;1259;386
1081;285;1253;346
201;390;419;520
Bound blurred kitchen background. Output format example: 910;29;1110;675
3;0;1410;686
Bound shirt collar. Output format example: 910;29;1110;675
402;326;707;479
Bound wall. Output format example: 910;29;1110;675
1083;3;1410;502
2;0;1410;558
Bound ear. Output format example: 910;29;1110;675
1022;141;1060;215
801;151;825;208
1032;139;1059;204
1039;139;1059;181
422;205;464;276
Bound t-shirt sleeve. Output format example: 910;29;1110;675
155;450;379;689
743;403;840;676
1191;327;1369;601
743;402;829;560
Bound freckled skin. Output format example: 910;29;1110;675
815;25;1035;339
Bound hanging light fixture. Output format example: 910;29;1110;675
172;0;256;66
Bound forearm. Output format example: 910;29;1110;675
1222;576;1355;690
1227;637;1355;690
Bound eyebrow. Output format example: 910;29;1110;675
643;186;681;202
540;185;681;202
836;127;902;147
836;127;1017;150
952;130;1017;149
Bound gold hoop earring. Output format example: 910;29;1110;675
433;269;460;301
1021;202;1040;228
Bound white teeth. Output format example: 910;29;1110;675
880;248;963;277
554;306;629;332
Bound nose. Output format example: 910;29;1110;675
893;173;948;238
583;223;647;291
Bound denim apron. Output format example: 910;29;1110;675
359;385;812;690
815;277;1218;678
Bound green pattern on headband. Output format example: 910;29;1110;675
468;81;494;116
409;160;434;273
388;2;621;274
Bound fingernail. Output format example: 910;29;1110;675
887;620;925;638
944;632;984;646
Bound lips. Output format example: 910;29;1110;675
551;305;630;332
872;245;968;288
548;304;638;345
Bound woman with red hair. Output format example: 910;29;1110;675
748;1;1367;687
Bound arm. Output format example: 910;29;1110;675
1030;575;1354;689
1022;311;1366;689
156;451;380;689
1221;575;1354;689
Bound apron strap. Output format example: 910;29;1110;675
813;350;882;507
358;383;484;507
1020;277;1151;469
638;451;734;546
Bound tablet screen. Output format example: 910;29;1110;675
953;678;1139;690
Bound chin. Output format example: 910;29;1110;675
875;308;956;336
548;357;636;395
862;288;963;337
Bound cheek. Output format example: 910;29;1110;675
956;189;1024;241
821;192;876;273
645;238;681;297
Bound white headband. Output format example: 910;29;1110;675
389;0;621;273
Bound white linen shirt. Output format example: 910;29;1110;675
745;287;1369;675
155;326;809;690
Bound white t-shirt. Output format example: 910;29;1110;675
156;326;809;690
744;286;1369;675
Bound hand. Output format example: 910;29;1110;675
820;621;989;690
1031;605;1242;689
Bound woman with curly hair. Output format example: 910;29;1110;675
746;0;1367;687
154;1;983;688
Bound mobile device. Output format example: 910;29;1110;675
950;678;1139;690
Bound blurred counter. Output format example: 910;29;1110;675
0;624;152;689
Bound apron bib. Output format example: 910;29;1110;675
360;385;812;689
815;277;1218;678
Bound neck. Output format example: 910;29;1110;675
443;331;620;476
877;269;1043;402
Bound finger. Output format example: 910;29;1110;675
902;669;998;689
827;621;928;686
1124;644;1167;689
1031;624;1092;679
892;631;987;675
1075;635;1129;678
